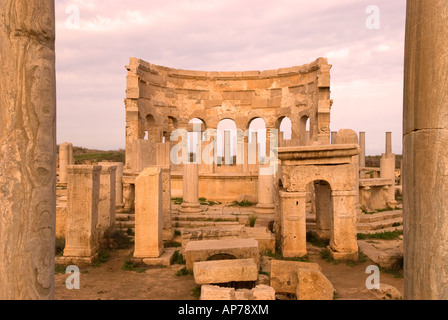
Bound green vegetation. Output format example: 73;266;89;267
228;200;256;207
176;267;193;277
266;250;310;262
172;197;183;205
72;148;125;164
103;227;133;250
121;259;146;273
171;250;186;265
55;264;66;274
191;285;202;300
357;230;403;241
249;214;258;228
174;230;181;236
306;231;330;248
55;237;65;257
164;241;182;248
320;248;369;267
93;249;112;267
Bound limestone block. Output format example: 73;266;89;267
97;166;117;237
200;285;236;300
235;289;253;300
185;238;259;270
64;166;101;259
193;259;258;285
270;260;322;294
253;285;276;300
56;205;67;238
99;162;124;207
296;268;335;300
335;129;358;145
134;167;164;258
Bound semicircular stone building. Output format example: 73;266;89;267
124;57;333;174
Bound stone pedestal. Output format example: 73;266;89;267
180;163;201;214
0;0;56;299
328;191;359;261
99;162;124;208
134;167;164;259
97;165;117;237
279;191;308;258
403;0;448;300
63;166;101;264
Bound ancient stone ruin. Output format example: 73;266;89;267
0;0;447;302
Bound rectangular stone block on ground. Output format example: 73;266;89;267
270;259;322;294
193;259;258;285
185;238;259;270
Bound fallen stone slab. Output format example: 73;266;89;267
185;238;259;270
296;268;335;300
200;285;235;300
270;259;322;294
193;259;258;285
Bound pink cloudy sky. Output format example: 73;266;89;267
55;0;407;155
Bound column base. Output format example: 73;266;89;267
255;204;275;215
57;252;99;267
327;246;359;261
132;248;176;268
179;202;202;214
282;249;308;259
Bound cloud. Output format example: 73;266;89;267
55;0;406;155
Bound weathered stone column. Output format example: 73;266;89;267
380;132;396;205
330;131;338;145
329;191;359;261
403;0;448;300
255;165;275;215
224;130;232;165
180;163;201;214
0;0;56;300
134;167;164;258
97;166;117;238
359;132;366;168
99;162;124;208
248;132;259;172
59;142;73;184
63;166;101;264
161;165;173;241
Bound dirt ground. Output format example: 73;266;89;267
54;245;404;300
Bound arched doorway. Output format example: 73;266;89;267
217;119;237;165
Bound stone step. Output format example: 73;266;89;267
357;210;403;223
115;220;135;228
358;225;403;235
172;214;241;222
174;220;241;228
116;213;136;221
357;217;403;232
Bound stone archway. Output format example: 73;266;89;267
278;144;360;260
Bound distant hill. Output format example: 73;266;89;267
65;146;125;165
366;155;402;169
